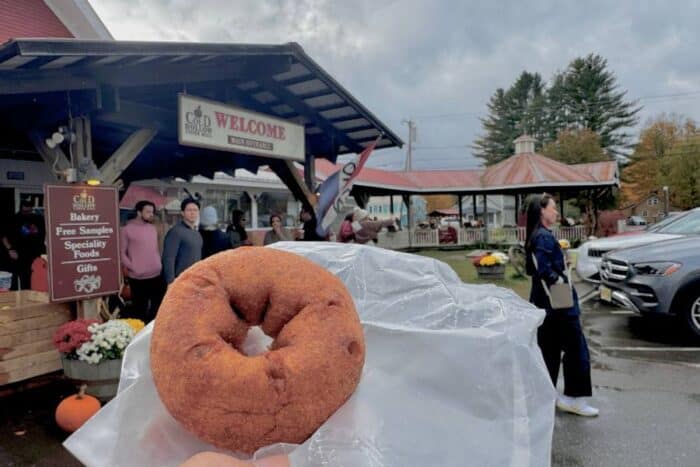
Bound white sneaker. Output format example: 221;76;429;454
556;395;599;417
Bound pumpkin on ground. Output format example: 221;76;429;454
55;384;101;432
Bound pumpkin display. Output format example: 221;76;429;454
55;384;102;432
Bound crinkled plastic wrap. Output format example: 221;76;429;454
65;243;555;466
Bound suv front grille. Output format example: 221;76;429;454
600;258;629;282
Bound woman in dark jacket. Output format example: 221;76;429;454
525;193;599;417
227;209;252;249
199;206;230;259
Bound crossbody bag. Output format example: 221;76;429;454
531;253;574;310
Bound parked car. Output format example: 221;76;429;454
576;208;697;283
599;236;700;337
627;215;647;226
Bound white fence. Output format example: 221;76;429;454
376;225;589;250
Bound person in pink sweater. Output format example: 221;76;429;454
120;200;166;323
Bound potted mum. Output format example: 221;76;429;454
472;252;507;280
53;318;144;399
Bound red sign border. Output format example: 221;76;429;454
44;184;121;303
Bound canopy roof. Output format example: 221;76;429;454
0;39;402;189
316;153;618;195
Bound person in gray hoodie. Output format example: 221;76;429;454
162;198;203;284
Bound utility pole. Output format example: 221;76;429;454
402;119;416;171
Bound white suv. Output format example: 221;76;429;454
576;209;698;284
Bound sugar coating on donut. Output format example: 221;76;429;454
150;247;365;454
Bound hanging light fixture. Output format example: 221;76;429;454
84;161;102;186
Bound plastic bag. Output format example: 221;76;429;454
65;243;555;466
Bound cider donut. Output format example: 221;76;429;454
150;247;365;454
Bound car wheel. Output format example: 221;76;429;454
683;293;700;338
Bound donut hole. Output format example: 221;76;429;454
240;325;274;356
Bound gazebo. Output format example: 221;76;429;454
315;135;619;248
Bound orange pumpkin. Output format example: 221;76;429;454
55;384;101;432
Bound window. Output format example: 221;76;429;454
641;210;648;217
658;210;700;234
647;197;659;206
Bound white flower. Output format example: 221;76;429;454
73;320;136;365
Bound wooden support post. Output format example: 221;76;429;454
403;194;412;248
72;116;100;320
458;195;463;226
559;191;566;222
483;194;489;243
472;195;477;223
99;128;157;184
304;154;316;193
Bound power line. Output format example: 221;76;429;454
414;145;469;150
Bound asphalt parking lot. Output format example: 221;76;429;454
552;296;700;467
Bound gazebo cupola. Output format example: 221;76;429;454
514;134;536;155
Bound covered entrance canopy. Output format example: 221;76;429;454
0;38;402;204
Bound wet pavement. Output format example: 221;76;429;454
1;295;699;466
0;379;81;466
552;298;700;466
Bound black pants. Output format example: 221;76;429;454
127;275;166;324
537;313;592;397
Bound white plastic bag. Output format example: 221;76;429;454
65;243;555;466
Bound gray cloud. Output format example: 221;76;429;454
89;0;700;169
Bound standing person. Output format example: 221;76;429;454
162;198;203;285
337;212;355;243
227;209;252;249
263;214;291;245
1;199;45;290
352;207;397;245
525;193;599;417
199;206;230;259
299;206;324;241
120;200;166;323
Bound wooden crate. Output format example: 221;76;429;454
0;291;73;385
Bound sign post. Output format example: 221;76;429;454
44;185;120;315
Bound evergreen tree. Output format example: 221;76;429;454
474;54;640;165
473;72;546;165
550;54;641;156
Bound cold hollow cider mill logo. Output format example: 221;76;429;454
185;105;212;138
72;190;96;211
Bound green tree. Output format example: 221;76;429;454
549;54;641;156
622;115;697;206
665;131;700;209
542;129;609;164
473;71;547;165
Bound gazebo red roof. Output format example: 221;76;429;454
480;153;596;188
314;154;617;194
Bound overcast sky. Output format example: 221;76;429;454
89;0;700;170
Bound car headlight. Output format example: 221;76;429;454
632;262;681;276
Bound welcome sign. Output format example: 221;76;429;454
178;94;305;162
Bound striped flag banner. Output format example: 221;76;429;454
315;136;381;237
